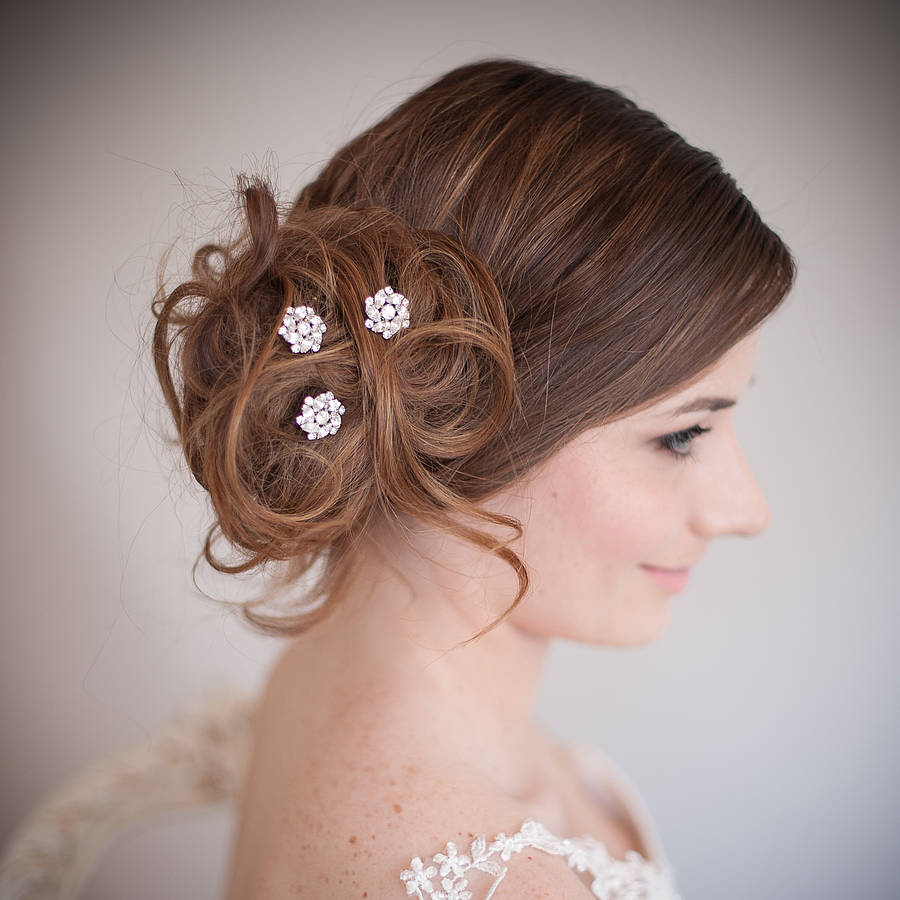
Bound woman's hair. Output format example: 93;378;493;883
152;58;795;643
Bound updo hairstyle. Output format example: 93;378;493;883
151;58;795;643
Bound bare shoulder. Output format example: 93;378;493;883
247;761;594;900
228;676;593;898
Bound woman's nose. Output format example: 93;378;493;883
691;430;771;539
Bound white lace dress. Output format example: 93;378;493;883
398;741;684;900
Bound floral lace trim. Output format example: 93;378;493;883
400;818;683;900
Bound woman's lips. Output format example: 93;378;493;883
640;564;691;593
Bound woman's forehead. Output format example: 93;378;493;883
624;332;762;423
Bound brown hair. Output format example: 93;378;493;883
152;58;795;643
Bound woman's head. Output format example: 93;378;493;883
152;57;794;644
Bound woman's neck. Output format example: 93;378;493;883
277;528;556;793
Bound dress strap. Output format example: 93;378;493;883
564;740;670;868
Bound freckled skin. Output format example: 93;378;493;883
225;332;770;898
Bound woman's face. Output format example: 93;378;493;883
500;330;769;646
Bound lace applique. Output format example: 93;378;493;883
400;818;683;900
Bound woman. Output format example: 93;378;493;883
152;58;795;899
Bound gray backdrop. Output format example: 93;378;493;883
2;0;898;898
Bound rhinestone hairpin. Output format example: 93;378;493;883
279;304;326;353
296;390;346;440
363;285;410;339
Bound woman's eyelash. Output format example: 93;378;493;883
658;424;712;461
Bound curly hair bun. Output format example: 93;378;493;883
152;175;521;586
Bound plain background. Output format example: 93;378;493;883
2;0;898;898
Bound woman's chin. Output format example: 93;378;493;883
593;601;674;647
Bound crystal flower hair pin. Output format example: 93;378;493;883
278;304;326;354
296;390;346;440
364;285;410;339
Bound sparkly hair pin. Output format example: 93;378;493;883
278;303;326;354
279;285;409;439
295;390;346;440
363;285;410;339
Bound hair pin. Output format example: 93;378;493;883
296;391;346;440
279;303;326;353
364;285;410;339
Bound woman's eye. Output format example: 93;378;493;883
658;424;712;462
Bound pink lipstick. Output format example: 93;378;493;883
640;564;691;593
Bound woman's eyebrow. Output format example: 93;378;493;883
664;396;737;416
657;375;756;417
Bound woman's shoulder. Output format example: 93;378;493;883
230;660;594;898
247;744;596;899
229;642;681;899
